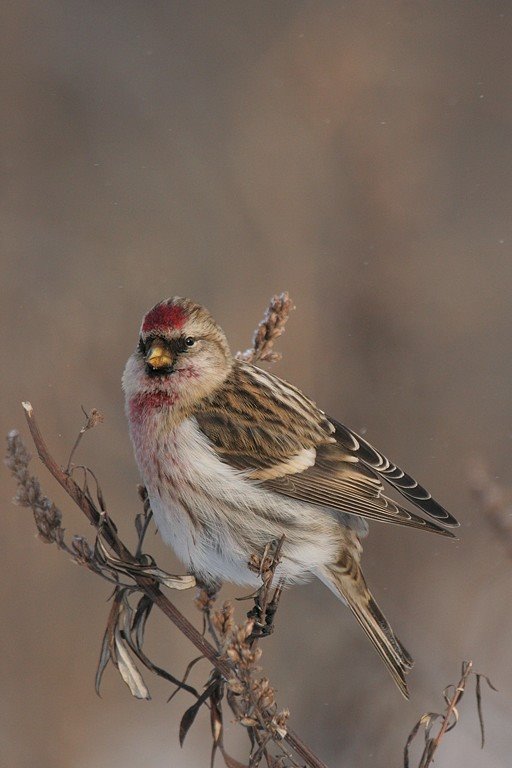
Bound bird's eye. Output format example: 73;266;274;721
185;337;195;347
138;336;145;353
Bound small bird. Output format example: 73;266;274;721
123;297;459;697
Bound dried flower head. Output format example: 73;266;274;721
212;600;236;639
237;292;294;363
5;430;64;545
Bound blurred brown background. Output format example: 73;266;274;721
2;2;511;766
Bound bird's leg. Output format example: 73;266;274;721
247;536;285;642
246;593;265;629
264;579;285;631
250;579;285;639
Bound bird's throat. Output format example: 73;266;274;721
129;391;179;423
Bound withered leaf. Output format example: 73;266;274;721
179;680;217;747
179;700;204;747
95;532;195;589
95;621;112;696
220;748;250;768
131;641;200;698
114;624;150;700
168;655;204;703
121;592;199;698
139;566;196;590
134;511;146;539
475;673;498;749
132;594;153;650
211;698;223;744
97;588;151;700
95;588;123;696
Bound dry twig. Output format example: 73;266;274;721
6;295;329;768
404;661;496;768
192;538;289;767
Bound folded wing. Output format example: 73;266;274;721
194;362;458;536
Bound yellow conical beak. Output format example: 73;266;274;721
146;341;174;370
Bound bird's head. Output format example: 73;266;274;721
123;297;233;421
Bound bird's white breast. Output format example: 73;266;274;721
129;413;341;586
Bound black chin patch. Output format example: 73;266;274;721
145;363;174;377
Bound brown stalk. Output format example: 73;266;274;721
425;661;472;762
404;660;496;768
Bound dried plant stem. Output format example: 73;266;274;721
65;406;104;473
21;401;328;768
404;660;496;768
426;661;473;763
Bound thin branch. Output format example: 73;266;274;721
135;484;154;559
65;406;104;473
404;661;496;768
428;662;472;758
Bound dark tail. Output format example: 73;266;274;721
319;556;413;698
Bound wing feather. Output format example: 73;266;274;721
329;419;459;527
194;362;458;536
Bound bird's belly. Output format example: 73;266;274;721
136;416;341;586
147;486;262;587
147;477;342;589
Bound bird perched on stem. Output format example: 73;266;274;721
123;296;459;698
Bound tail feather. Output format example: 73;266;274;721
319;557;413;698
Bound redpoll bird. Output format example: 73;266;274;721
123;297;459;697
